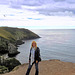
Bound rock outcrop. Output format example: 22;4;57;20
0;37;8;54
0;56;21;73
8;43;20;57
3;58;21;71
0;66;9;74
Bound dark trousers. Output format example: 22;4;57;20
26;62;39;75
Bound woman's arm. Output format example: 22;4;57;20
29;49;31;62
36;47;41;62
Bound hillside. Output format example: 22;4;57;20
0;27;40;43
0;27;40;73
0;27;40;56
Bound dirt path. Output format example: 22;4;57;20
1;60;75;75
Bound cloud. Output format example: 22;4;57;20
9;0;22;9
22;0;41;6
1;0;75;15
0;0;9;4
1;0;75;16
40;11;74;16
66;0;75;3
0;0;75;29
30;0;75;16
54;0;66;2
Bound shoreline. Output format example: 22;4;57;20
0;27;40;57
2;59;75;75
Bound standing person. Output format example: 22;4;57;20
26;41;41;75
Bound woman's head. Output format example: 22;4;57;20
31;41;37;49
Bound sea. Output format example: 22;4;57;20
15;29;75;64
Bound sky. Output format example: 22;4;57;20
0;0;75;29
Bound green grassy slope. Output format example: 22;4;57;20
0;27;40;43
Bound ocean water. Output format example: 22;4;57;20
15;29;75;64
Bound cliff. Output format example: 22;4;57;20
0;27;40;42
0;27;40;56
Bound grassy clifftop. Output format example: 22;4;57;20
0;27;40;42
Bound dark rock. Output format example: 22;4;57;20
3;58;21;71
8;52;20;57
0;66;9;74
0;38;8;54
8;43;20;57
16;40;25;45
0;46;8;54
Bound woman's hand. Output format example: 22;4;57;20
36;60;38;63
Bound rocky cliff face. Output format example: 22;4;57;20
0;56;21;74
0;37;8;54
8;43;20;57
0;66;9;74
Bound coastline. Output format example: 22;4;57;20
0;27;40;74
0;27;40;57
2;59;75;75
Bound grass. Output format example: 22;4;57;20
0;27;39;42
0;28;16;40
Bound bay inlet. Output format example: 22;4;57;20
16;29;75;64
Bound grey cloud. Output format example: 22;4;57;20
31;0;75;16
37;10;74;16
9;0;22;9
0;0;9;4
54;0;66;2
66;0;75;4
22;0;41;6
1;0;75;16
35;7;75;16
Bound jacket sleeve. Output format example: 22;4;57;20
38;47;40;57
29;49;31;60
36;47;41;61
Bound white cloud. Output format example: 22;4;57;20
39;11;74;16
1;0;75;16
0;5;75;29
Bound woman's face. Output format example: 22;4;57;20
32;43;36;47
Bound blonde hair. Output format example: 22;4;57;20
31;41;37;50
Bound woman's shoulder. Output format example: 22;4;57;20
36;47;40;51
37;47;39;49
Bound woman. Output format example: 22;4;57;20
26;41;41;75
